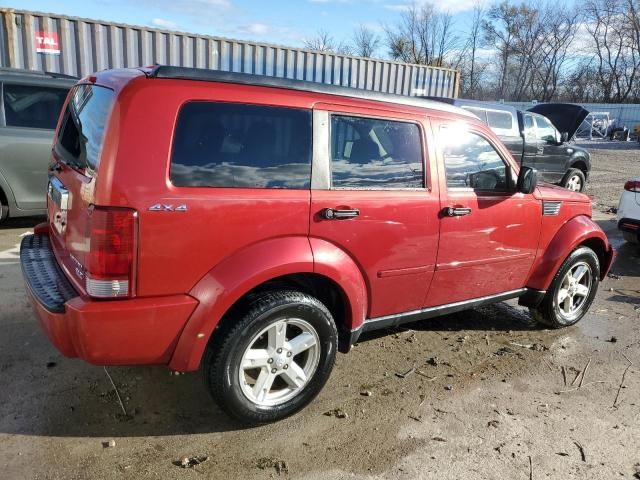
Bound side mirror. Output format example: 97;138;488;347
559;131;569;144
517;166;538;194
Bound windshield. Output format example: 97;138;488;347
55;84;115;173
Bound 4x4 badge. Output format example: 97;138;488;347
149;203;187;212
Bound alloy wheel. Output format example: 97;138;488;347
556;261;592;319
566;174;583;191
238;318;321;407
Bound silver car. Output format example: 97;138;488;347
0;68;75;223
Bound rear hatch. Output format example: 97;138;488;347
48;82;136;299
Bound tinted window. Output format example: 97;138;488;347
534;115;557;142
462;107;488;124
330;115;423;189
3;84;68;129
486;110;513;130
441;127;509;191
171;102;311;189
56;84;115;172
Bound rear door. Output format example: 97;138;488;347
309;106;440;318
428;120;540;307
0;82;68;210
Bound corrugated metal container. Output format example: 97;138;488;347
0;8;460;98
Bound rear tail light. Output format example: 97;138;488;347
624;180;640;192
86;207;137;298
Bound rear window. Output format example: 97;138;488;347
3;83;68;129
56;84;115;172
330;115;424;189
486;110;513;130
170;102;311;189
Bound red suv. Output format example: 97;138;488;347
21;66;615;424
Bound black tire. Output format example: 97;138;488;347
561;168;586;192
623;231;639;244
0;197;8;224
530;246;600;328
203;290;337;425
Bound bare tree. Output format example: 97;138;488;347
481;1;578;101
531;8;580;101
304;29;336;52
385;2;457;67
483;2;519;99
456;3;487;98
304;29;353;55
352;25;381;58
584;0;640;102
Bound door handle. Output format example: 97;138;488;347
442;206;472;217
322;208;360;220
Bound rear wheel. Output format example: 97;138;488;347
530;246;600;328
203;290;338;425
623;231;639;244
561;168;586;192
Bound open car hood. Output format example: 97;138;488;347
528;103;589;140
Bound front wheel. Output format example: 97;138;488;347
203;290;337;425
530;246;600;328
561;168;586;192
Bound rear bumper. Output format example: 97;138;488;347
20;230;198;365
618;217;640;234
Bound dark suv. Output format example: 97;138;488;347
21;67;614;424
427;98;591;192
0;68;75;223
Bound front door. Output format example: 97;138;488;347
427;121;541;307
309;107;440;319
532;114;566;183
521;112;538;169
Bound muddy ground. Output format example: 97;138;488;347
0;141;639;480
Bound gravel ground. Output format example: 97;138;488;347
577;140;639;212
0;143;639;480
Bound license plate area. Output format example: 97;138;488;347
48;177;69;235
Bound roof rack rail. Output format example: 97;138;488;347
147;65;468;116
43;71;79;80
0;67;78;80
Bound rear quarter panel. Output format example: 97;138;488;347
100;78;319;297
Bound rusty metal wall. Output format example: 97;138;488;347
0;8;460;98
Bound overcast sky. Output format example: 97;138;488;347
7;0;493;55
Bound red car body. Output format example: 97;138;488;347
22;67;615;374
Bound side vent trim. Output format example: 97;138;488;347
543;201;562;216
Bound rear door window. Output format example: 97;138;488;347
171;102;312;189
330;114;424;189
461;107;488;124
56;84;115;172
3;83;68;129
486;110;513;131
